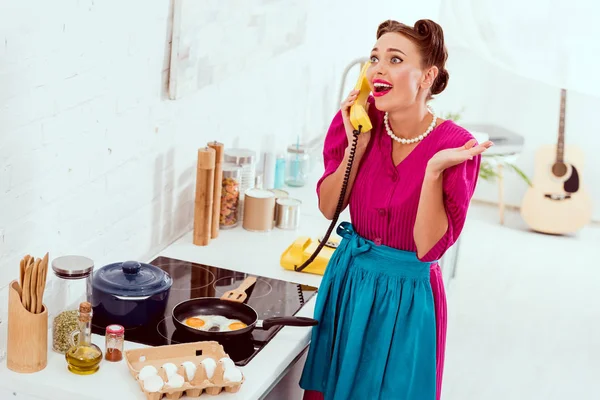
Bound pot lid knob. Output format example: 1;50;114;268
121;261;141;275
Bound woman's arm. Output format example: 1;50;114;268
413;169;448;259
414;138;493;260
317;92;374;220
318;143;368;220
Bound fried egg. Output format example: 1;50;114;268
184;315;248;332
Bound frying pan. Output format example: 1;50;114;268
172;277;317;338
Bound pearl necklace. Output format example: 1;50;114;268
384;107;437;144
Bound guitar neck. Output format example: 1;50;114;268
556;89;566;163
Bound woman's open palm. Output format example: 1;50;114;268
428;139;493;174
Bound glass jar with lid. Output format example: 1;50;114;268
104;324;124;362
285;144;310;187
223;149;256;222
50;255;94;354
220;163;243;229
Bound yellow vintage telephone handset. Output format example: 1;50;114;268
350;61;373;133
281;62;372;275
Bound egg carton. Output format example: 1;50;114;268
125;341;245;400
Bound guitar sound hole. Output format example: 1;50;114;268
551;162;567;178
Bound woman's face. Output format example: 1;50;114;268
366;32;436;112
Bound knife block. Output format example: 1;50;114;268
6;280;48;373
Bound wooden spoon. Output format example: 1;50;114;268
220;276;257;303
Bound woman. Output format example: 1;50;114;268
299;19;493;400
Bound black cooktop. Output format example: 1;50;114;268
91;256;318;366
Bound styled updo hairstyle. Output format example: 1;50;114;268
376;19;449;99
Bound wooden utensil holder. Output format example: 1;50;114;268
6;280;48;373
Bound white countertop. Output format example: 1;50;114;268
0;170;350;400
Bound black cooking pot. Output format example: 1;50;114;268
92;260;172;328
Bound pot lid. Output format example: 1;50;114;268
93;261;172;297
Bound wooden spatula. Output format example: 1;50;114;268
221;276;257;303
22;258;34;311
20;254;31;290
36;252;49;314
30;258;41;314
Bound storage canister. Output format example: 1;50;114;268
220;163;243;229
224;149;256;221
275;197;302;230
50;255;94;354
285;144;310;187
242;188;276;232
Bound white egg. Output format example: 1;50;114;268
161;362;178;379
143;374;164;392
219;357;236;370
166;373;185;389
181;361;197;381
186;314;246;332
138;365;158;381
209;315;230;325
201;358;217;379
223;366;243;383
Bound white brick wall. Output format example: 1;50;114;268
1;0;439;289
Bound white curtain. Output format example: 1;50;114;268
439;0;600;97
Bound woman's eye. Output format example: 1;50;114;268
369;55;378;63
391;56;403;64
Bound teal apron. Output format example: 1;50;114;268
299;222;437;400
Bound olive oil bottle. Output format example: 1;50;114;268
65;302;102;375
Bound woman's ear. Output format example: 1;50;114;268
421;66;439;90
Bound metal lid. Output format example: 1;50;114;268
244;188;275;198
268;189;289;198
106;324;125;335
52;255;94;279
276;197;301;207
287;144;307;154
92;260;172;297
224;149;256;165
222;162;242;179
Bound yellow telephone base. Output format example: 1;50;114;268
280;236;339;276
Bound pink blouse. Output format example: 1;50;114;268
317;98;481;262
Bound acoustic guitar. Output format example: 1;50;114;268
520;88;592;234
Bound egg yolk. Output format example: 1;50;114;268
186;317;206;328
228;322;248;331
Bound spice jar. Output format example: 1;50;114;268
50;255;94;354
104;324;124;362
220;163;243;228
285;144;310;187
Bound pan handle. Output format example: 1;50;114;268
258;316;318;330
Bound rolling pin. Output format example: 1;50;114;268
193;147;216;246
207;141;224;239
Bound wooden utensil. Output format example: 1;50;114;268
29;259;39;314
36;252;49;314
22;259;33;311
220;276;257;303
19;258;25;291
17;253;49;314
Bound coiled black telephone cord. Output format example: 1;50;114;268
294;125;362;272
